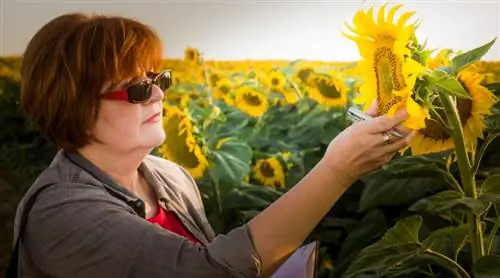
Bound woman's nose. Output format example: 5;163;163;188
148;84;165;103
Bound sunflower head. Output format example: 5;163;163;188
306;73;348;108
185;47;200;63
213;78;234;105
294;65;316;85
263;71;287;91
344;4;428;129
209;71;221;87
408;66;498;155
159;105;209;179
252;157;286;188
234;86;269;118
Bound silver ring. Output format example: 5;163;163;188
382;133;391;144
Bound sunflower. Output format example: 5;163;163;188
253;157;286;188
427;49;452;69
306;73;348;108
408;66;498;155
234;86;269;118
294;65;316;85
343;4;429;129
209;72;221;87
159;105;209;179
275;87;300;105
262;71;287;91
184;47;200;63
213;78;235;105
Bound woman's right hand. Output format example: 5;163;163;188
321;103;416;184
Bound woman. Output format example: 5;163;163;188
11;13;413;278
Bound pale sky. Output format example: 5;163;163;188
0;0;499;61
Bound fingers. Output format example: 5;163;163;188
365;109;409;134
365;99;379;117
380;131;415;154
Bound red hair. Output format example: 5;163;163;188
20;13;163;151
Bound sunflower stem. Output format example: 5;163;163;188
486;204;500;255
472;133;500;175
208;171;223;224
429;107;451;132
423;249;471;278
438;92;485;263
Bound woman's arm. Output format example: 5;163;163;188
248;108;414;276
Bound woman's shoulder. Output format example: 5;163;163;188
143;154;197;188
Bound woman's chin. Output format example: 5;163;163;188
142;128;166;148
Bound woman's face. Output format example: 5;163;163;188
92;76;166;153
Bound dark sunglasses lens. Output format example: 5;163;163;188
128;82;152;103
155;72;172;91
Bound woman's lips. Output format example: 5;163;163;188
144;112;161;124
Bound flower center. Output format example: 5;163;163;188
220;85;230;95
243;92;262;106
419;90;473;140
163;114;201;168
298;68;314;83
210;73;220;86
260;161;275;177
272;77;280;86
315;78;341;99
374;47;406;113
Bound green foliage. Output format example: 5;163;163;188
2;50;500;278
451;38;497;74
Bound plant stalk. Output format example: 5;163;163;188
439;93;485;262
472;133;500;175
423;249;471;278
208;171;223;218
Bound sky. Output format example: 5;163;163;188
0;0;499;61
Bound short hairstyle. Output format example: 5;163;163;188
20;13;163;151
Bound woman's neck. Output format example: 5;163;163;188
76;144;150;192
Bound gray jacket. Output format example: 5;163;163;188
12;150;262;277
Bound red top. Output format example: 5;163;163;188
148;206;203;245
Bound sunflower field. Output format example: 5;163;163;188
1;3;500;277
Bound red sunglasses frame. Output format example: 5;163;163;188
100;70;172;103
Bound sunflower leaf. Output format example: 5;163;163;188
485;114;500;133
451;38;497;74
208;138;252;190
409;190;486;216
422;224;469;260
342;216;423;278
472;255;500;278
358;155;450;212
429;71;471;99
478;175;500;203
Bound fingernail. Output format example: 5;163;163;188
397;108;408;119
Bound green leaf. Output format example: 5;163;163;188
409;190;485;216
422;224;469;260
429;70;471;99
472;255;500;278
208;137;252;189
335;209;388;275
222;184;283;210
479;174;500;203
380;215;423;245
359;155;451;212
451;38;497;74
481;174;500;194
343;216;423;278
485;114;500;133
342;243;422;278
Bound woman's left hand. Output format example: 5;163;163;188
321;101;415;184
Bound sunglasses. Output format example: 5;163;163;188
100;70;172;103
